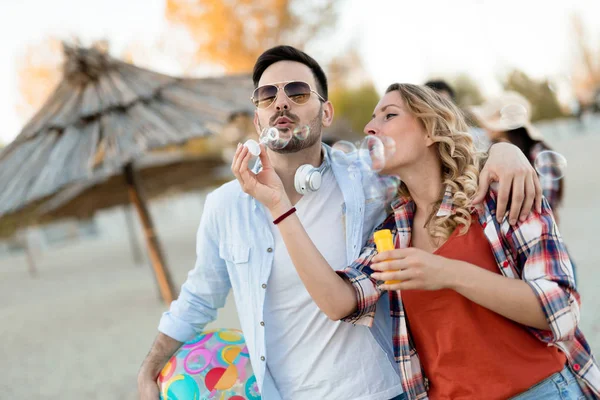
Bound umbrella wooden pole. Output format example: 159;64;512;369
124;164;175;304
21;230;38;278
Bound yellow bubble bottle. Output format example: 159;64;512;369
373;229;401;285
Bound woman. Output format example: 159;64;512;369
232;84;599;399
470;92;564;220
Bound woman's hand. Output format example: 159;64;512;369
370;247;455;291
474;142;542;224
231;143;289;212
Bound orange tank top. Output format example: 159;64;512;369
401;218;566;400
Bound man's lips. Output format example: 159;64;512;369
274;117;294;127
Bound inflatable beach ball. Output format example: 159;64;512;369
158;328;261;400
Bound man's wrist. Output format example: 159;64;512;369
269;199;293;220
138;368;158;383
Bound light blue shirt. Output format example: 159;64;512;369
158;144;400;399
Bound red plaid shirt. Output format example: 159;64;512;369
530;142;562;210
340;187;600;399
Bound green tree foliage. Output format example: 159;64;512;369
451;74;485;107
503;70;565;121
329;84;380;137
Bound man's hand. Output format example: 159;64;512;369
473;142;542;224
137;333;183;400
138;375;160;400
232;143;288;212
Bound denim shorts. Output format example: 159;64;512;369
510;366;586;399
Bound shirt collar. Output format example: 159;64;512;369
390;184;456;217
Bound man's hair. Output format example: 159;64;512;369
424;79;456;101
252;45;328;100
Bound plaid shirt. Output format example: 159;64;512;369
530;142;562;210
340;186;600;399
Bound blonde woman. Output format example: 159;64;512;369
232;83;599;399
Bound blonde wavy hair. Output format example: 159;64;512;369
386;83;483;240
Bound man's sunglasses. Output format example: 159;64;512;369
251;80;326;109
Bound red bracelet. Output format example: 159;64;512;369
273;207;296;225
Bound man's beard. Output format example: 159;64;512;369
261;107;323;154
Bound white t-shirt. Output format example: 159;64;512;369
264;167;403;400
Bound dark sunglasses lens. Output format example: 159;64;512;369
284;81;312;104
253;85;278;108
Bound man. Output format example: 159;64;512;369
138;46;542;400
425;79;491;151
424;79;456;102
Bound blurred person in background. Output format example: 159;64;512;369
470;92;564;222
425;79;491;151
424;79;455;102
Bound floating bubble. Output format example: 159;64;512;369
534;151;567;180
293;125;310;141
359;136;384;172
259;127;290;150
500;104;528;130
381;176;401;204
364;181;386;202
380;135;397;159
347;162;363;180
259;127;279;144
331;140;358;166
357;136;397;173
364;176;401;207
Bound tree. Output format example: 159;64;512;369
326;49;379;138
451;74;485;107
503;69;565;122
329;84;379;137
570;13;600;106
165;0;340;73
15;38;64;120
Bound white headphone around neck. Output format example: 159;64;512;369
294;162;329;195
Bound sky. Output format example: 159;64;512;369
1;0;599;144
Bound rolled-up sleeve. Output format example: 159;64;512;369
336;244;382;327
509;198;580;343
158;192;231;343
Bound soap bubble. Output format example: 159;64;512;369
381;176;401;205
365;176;401;206
259;127;278;144
534;151;567;180
260;127;290;150
347;160;371;179
358;136;396;173
500;104;528;129
331;140;358;166
293;125;310;141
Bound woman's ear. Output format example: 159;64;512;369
424;133;435;147
321;101;334;127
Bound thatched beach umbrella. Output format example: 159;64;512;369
0;43;253;303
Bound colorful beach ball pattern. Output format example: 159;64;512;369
158;329;261;400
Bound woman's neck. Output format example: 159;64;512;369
394;152;444;215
